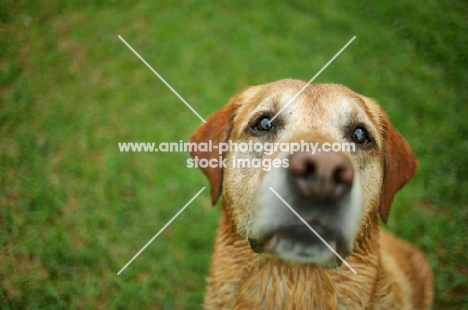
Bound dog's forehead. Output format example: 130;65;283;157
234;79;378;133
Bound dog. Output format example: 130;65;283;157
189;79;433;309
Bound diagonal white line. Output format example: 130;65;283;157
118;35;207;123
117;187;206;275
268;187;357;274
269;36;356;123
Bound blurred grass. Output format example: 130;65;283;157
1;0;467;309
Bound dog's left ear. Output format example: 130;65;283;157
188;100;239;206
379;111;418;224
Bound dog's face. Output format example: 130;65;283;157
190;79;417;268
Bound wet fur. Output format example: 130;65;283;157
189;79;433;309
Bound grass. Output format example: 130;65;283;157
1;0;467;309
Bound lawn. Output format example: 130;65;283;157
1;0;467;309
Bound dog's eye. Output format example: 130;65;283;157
351;127;369;144
252;117;273;132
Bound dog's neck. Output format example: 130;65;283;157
204;205;382;309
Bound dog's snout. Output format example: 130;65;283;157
289;152;354;200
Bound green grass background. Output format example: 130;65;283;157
1;0;467;309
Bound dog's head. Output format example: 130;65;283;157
189;79;417;267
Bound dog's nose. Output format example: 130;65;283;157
288;151;354;201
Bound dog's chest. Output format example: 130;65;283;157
229;261;369;309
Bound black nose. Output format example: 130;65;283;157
288;151;354;201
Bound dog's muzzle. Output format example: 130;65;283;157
249;150;357;264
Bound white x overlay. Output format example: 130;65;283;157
116;35;356;274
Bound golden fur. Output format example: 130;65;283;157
189;79;433;309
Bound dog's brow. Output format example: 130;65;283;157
349;96;379;134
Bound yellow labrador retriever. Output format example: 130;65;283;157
189;79;433;309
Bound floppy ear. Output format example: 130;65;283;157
379;112;418;223
188;101;238;206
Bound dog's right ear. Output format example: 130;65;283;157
358;94;418;224
188;100;239;206
379;110;418;224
